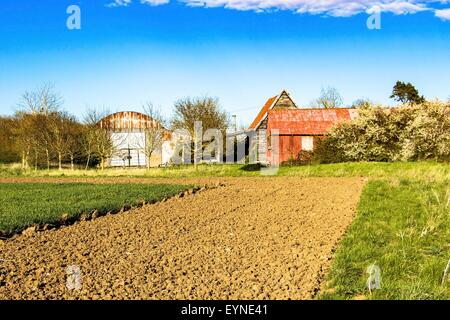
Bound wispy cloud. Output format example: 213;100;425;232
106;0;450;21
106;0;131;7
106;0;168;7
435;8;450;20
141;0;170;6
183;1;449;17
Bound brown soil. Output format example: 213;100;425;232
0;177;365;300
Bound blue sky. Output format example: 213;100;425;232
1;0;450;126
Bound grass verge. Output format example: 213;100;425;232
321;179;450;299
1;162;449;180
0;183;190;236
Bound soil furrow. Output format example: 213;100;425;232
0;177;365;300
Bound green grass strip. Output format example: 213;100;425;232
321;179;450;300
1;162;449;180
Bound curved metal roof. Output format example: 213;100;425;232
99;111;164;131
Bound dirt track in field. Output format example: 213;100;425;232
0;177;365;300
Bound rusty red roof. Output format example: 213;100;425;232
99;111;172;139
100;111;165;131
249;96;278;130
267;108;357;135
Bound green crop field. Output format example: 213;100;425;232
0;183;190;236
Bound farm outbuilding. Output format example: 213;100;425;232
249;90;299;163
249;90;358;165
100;90;357;167
99;111;173;167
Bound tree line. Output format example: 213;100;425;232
0;81;444;168
298;100;450;164
312;81;426;109
278;82;449;164
0;84;230;170
0;85;116;170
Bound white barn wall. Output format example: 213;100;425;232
100;111;174;168
109;132;147;167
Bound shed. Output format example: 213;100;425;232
267;108;357;164
248;90;359;165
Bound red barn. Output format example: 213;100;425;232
249;90;358;164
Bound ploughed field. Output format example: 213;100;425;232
0;177;365;299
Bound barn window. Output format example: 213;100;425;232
302;136;314;151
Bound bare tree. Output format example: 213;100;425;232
12;112;34;169
351;98;373;109
66;117;83;171
140;102;166;169
15;84;64;169
12;111;52;170
171;96;229;135
171;96;229;165
314;87;343;109
47;112;76;170
34;113;53;170
18;83;63;114
95;127;114;170
83;107;107;126
12;85;89;171
81;108;113;170
82;109;102;170
81;126;97;170
0;116;20;164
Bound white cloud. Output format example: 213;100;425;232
376;2;429;15
106;0;132;7
106;0;168;7
435;8;450;20
141;0;170;5
182;0;437;16
106;0;450;21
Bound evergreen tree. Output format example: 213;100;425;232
390;81;425;104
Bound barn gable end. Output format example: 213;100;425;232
273;90;297;110
249;89;298;131
249;90;298;163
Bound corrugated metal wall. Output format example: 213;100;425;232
267;109;356;164
99;111;170;167
109;132;147;167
